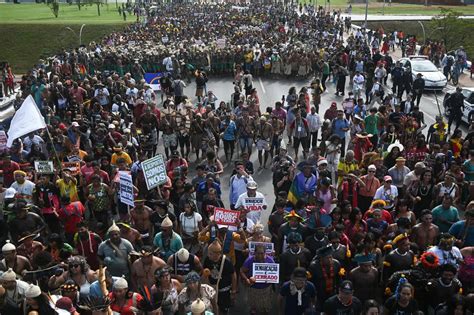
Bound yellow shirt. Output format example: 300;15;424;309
337;160;359;185
111;151;132;166
56;178;79;202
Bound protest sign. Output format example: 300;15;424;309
214;208;239;226
0;131;7;152
216;38;226;49
34;161;54;174
252;263;279;283
62;162;81;175
242;197;266;211
248;242;274;256
142;154;167;190
119;172;134;207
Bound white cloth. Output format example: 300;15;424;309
427;246;463;268
7;96;46;147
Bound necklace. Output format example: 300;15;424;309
321;260;335;294
364;176;375;193
419;184;431;197
395;248;407;257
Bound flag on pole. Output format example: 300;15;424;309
7;95;46;147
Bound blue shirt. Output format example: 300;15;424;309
449;220;474;247
221;120;237;141
153;231;183;261
89;277;119;298
332;118;349;139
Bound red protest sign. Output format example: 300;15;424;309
214;208;240;227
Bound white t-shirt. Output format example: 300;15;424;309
179;212;202;236
234;192;267;225
373;185;398;208
10;180;35;202
427;246;463;268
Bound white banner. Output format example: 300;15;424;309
119;172;134;207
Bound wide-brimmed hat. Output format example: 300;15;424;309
18;232;39;244
387;142;404;153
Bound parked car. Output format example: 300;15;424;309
443;87;474;124
399;55;447;90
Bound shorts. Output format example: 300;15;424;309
294;136;309;150
162;133;178;148
256;139;271;151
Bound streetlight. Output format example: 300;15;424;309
364;0;369;28
417;21;425;45
65;24;86;46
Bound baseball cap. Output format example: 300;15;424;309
247;181;258;189
384;175;393;182
340;280;354;294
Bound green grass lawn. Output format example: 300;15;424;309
0;2;131;24
0;3;131;73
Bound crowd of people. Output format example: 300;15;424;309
0;2;474;315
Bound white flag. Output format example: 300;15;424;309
7;95;46;147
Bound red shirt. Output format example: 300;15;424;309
109;292;144;315
0;160;20;187
58;201;85;234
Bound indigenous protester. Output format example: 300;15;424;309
1;2;474;314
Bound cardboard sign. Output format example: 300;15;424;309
214;208;240;226
141;154;167;190
34;161;54;174
252;263;279;283
0;131;7;152
243;197;265;211
119;172;134;207
216;38;226;49
62;162;81;175
248;242;274;256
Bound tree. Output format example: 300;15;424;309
48;0;60;18
429;9;474;54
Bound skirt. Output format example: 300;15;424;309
196;87;204;97
247;285;273;312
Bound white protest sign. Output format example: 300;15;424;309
216;38;226;49
252;263;279;283
141;154;167;190
248;242;274;256
0;131;7;152
34;161;54;174
243;197;266;211
119;172;134;207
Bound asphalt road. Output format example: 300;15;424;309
155;75;464;314
0;75;465;314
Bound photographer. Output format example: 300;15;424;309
273;161;296;196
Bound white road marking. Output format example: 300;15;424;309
259;77;266;94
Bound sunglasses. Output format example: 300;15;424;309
69;264;80;268
368;170;375;173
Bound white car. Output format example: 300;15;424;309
399;56;447;91
443;87;474;124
